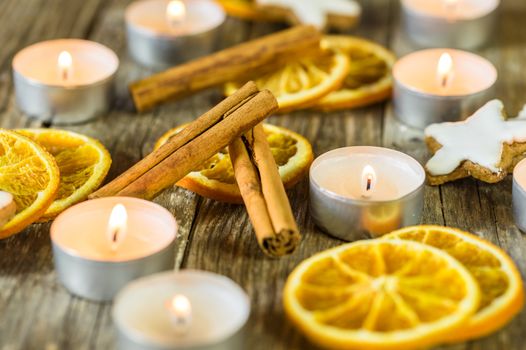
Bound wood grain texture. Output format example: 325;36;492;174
0;0;525;349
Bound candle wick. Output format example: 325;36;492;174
62;69;68;81
366;177;372;191
110;228;121;252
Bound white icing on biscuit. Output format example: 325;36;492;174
256;0;361;29
425;99;526;175
518;104;526;119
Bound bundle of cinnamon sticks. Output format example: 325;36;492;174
91;82;301;257
230;125;300;257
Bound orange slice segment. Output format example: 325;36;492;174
283;239;480;350
16;129;112;220
0;129;59;238
384;225;524;341
155;123;313;203
225;43;349;112
315;35;395;111
216;0;280;21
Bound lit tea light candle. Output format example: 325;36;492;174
393;48;497;129
125;0;226;69
51;197;177;302
513;159;526;233
113;270;250;350
12;39;118;124
401;0;500;49
309;146;425;241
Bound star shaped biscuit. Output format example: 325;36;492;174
425;99;526;185
256;0;361;30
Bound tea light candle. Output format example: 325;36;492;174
310;146;425;241
113;270;250;350
125;0;226;69
401;0;500;49
513;159;526;232
393;48;497;129
12;39;118;124
51;197;177;302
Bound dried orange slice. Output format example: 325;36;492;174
384;225;524;342
0;129;59;238
224;43;349;112
17;129;112;220
314;36;395;111
283;239;480;350
155;123;313;203
216;0;279;21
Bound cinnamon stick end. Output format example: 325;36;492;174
260;229;301;258
129;83;148;113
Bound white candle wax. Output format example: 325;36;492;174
125;0;225;37
113;270;250;349
52;198;176;262
310;147;424;201
13;39;118;87
402;0;500;21
393;49;497;97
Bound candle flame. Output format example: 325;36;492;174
166;294;192;335
361;165;376;199
58;51;73;81
437;53;454;89
167;0;186;27
107;204;127;252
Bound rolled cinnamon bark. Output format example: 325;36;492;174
130;25;321;112
229;124;301;257
90;81;259;199
117;91;278;199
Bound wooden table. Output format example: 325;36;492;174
1;0;525;349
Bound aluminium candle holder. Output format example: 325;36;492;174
51;197;177;302
309;147;425;241
392;49;498;129
513;158;526;232
401;1;499;50
113;270;250;350
125;0;226;70
393;80;495;129
12;39;118;125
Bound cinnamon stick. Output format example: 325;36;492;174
90;81;259;199
91;84;278;200
130;25;321;112
229;124;301;257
